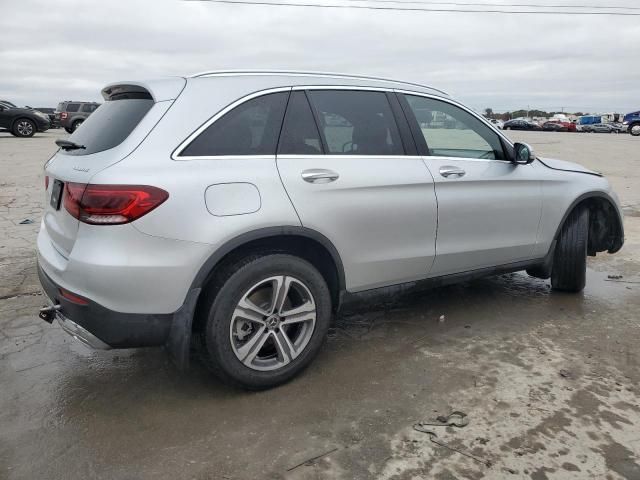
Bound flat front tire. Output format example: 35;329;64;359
551;208;589;292
199;254;332;390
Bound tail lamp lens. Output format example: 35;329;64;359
63;183;168;225
60;112;68;119
45;175;49;190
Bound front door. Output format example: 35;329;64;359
276;89;438;291
400;94;542;276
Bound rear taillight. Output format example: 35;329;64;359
63;183;168;225
60;112;68;120
45;176;49;190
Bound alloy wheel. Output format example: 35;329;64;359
229;275;316;371
16;121;33;136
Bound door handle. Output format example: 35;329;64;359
301;169;339;184
439;166;466;178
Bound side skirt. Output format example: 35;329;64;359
338;257;547;311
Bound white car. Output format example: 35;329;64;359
37;71;625;389
489;118;504;129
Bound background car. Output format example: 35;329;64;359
542;121;568;132
0;102;50;137
489;118;504;129
55;101;101;133
609;123;628;134
34;107;57;127
503;119;541;131
582;123;617;133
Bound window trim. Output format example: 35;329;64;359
173;84;515;161
172;86;292;160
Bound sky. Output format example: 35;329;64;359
1;0;639;114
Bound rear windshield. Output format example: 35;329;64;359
61;98;154;156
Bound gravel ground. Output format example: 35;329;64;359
1;129;639;480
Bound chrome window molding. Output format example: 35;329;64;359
172;86;292;160
176;155;276;161
173;84;513;162
276;154;423;160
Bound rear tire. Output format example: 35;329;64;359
551;208;589;292
199;254;332;390
64;127;73;134
630;123;640;136
11;118;36;137
72;120;83;132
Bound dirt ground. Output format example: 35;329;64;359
1;130;639;480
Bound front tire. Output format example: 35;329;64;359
12;118;36;137
551;208;589;292
199;254;332;390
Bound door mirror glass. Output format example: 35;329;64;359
513;142;535;164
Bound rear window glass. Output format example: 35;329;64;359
61;99;154;156
65;103;80;112
179;92;289;157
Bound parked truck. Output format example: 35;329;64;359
622;110;640;136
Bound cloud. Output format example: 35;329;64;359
1;0;639;113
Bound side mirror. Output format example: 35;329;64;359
513;142;535;164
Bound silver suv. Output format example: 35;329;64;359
38;71;624;389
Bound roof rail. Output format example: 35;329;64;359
189;70;448;96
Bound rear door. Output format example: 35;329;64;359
276;88;438;291
399;93;542;276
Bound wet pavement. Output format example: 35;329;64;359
1;130;639;479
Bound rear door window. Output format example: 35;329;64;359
306;90;404;155
179;92;289;157
62;98;154;156
277;91;323;155
65;103;80;113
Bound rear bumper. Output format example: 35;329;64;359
38;263;173;348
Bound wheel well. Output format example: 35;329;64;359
192;234;343;334
564;196;623;255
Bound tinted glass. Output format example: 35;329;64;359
181;92;289;157
65;103;80;112
404;95;505;160
307;90;403;155
278;91;323;155
62;99;154;156
81;103;98;112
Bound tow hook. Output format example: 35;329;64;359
39;304;61;324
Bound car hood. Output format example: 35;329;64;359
537;157;602;176
7;107;35;115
